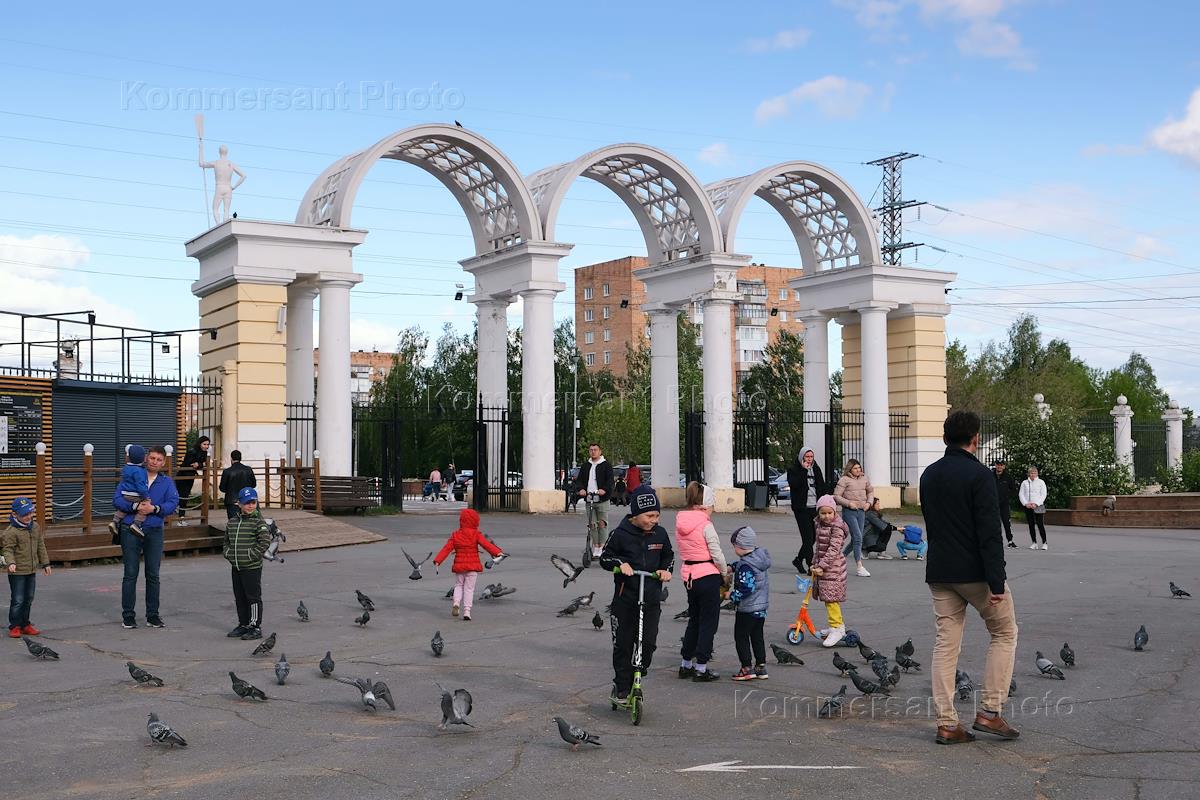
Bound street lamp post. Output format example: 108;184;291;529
571;350;579;467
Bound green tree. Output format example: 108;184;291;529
580;394;651;466
739;330;804;413
1098;352;1169;416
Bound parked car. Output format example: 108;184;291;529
772;470;790;502
452;470;474;501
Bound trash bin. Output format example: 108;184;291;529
745;481;769;510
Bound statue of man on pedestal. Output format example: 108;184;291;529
198;142;246;224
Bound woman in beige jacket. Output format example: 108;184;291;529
833;459;874;577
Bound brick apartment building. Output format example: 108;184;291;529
573;256;806;390
313;348;394;405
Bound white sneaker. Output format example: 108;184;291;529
856;566;871;577
818;628;830;638
822;627;846;648
876;553;894;560
1029;543;1039;550
1040;543;1049;550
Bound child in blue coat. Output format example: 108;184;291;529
896;525;928;560
109;444;149;538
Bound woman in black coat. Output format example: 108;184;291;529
174;436;210;518
786;445;826;573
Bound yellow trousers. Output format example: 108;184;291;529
825;601;843;629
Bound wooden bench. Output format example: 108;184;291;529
300;475;381;514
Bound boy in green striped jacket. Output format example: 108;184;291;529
223;487;272;640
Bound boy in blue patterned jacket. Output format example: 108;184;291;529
728;525;772;681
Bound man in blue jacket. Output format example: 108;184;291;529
113;445;179;629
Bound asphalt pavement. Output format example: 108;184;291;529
1;505;1197;800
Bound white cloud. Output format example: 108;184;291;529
833;0;907;33
755;75;873;123
745;27;811;53
1149;88;1200;165
697;142;733;166
346;318;401;353
837;0;1032;67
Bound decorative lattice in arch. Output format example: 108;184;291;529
760;172;860;269
528;153;708;263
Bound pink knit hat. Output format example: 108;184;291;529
815;494;838;511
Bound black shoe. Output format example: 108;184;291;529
226;625;249;638
146;616;165;628
692;669;721;682
241;627;263;640
678;666;696;679
1006;541;1017;548
122;619;137;629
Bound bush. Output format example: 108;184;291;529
1182;450;1200;491
996;406;1136;507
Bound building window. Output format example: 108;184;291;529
794;289;801;301
603;351;612;365
584;331;594;344
645;326;652;339
583;287;593;300
585;309;594;322
602;306;610;320
778;288;788;300
602;283;610;297
779;310;788;322
603;329;611;342
586;352;595;366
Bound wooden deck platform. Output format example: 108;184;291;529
1045;493;1200;529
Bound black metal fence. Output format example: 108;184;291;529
1132;421;1167;481
476;404;522;512
285;402;316;462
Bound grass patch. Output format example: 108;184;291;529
366;504;403;516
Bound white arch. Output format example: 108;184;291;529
705;162;881;271
296;124;543;254
526;144;722;264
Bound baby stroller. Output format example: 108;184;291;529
611;476;628;506
422;481;446;501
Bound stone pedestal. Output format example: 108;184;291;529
1163;401;1184;471
1111;396;1134;479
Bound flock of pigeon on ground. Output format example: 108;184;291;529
13;550;1192;750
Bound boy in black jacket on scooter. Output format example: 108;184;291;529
599;485;674;703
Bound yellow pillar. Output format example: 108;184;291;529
839;317;862;411
887;310;949;502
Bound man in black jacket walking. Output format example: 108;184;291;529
218;451;256;521
599;485;673;703
921;411;1019;746
992;459;1018;548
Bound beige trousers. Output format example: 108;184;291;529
929;581;1018;727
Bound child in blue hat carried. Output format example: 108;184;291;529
109;444;150;538
3;498;51;638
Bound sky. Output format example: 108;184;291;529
2;0;1199;408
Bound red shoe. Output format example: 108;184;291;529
21;624;40;636
8;627;20;639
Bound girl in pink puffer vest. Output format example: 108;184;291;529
812;494;850;647
675;482;730;681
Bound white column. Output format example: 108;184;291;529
1034;393;1052;421
702;296;735;489
519;288;557;492
648;307;680;489
286;281;318;406
473;297;510;408
1163;400;1184;471
854;302;893;487
798;310;829;470
1111;395;1134;479
316;279;354;475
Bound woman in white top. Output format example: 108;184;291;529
1018;466;1049;550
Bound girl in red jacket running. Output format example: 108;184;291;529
434;509;505;621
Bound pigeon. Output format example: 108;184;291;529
1008;677;1017;697
550;554;586;588
319;651;335;678
571;591;595;608
557;601;582;617
480;584;497;600
1170;582;1191;598
869;655;892;684
445;588;456;599
436;682;475;729
146;712;187;747
127;661;164;686
355;590;375;612
673;609;690;620
338;677;395;711
229;671;267;701
454;120;463;128
899;638;915;658
263;519;286;563
21;637;58;660
355;610;371;627
1101;495;1117;516
849;668;888;696
592;611;604;630
1035;651;1065;680
832;651;857;677
885;664;901;687
895;647;921;672
431;630;445;657
955;669;974;701
403;548;433;581
274;653;290;685
491;585;516;599
1134;625;1149;651
554;716;601;751
857;641;878;662
1060;643;1075;668
251;632;277;656
297;601;309;622
484;552;509;569
770;643;805;665
817;685;848;719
